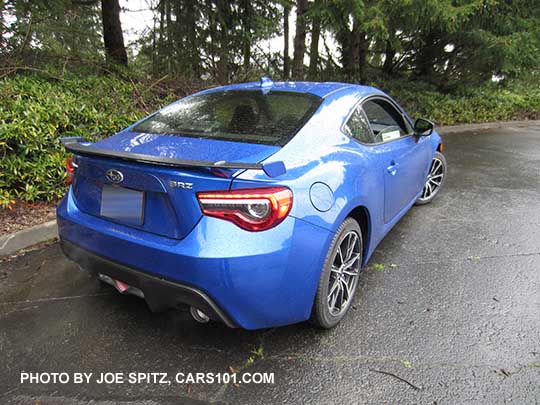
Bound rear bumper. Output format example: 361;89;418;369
60;238;237;327
57;189;333;329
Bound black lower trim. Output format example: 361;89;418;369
60;239;237;327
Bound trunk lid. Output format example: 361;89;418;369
70;132;280;240
94;131;280;164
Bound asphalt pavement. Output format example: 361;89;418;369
1;125;539;404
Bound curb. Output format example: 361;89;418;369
0;220;58;257
438;119;540;135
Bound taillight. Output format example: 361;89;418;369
197;187;293;231
66;156;76;185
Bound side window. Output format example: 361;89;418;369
363;99;412;143
344;107;375;144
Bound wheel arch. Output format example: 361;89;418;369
430;130;443;154
346;205;371;266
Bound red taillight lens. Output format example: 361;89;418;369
66;156;75;185
197;187;293;231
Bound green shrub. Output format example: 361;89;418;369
379;78;540;125
0;74;169;208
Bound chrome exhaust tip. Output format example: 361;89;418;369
190;306;210;323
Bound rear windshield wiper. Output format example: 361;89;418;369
60;137;286;178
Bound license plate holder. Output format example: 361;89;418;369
100;185;144;226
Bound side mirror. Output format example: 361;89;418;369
414;118;435;136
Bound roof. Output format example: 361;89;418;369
201;80;381;99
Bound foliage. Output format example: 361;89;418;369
1;0;102;61
0;74;172;208
134;0;281;82
2;0;540;87
322;0;540;87
380;78;540;125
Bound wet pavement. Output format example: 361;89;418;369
1;126;540;404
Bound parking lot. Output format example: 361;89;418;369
1;126;539;404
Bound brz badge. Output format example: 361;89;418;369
169;180;193;189
106;169;124;184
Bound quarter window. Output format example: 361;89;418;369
344;107;375;144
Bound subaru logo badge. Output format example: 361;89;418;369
106;169;124;184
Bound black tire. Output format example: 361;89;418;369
310;217;363;329
415;151;447;205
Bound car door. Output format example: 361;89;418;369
359;97;431;223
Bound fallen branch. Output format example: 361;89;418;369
0;66;64;81
145;74;169;93
129;77;149;112
369;368;422;391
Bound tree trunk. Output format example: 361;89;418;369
185;0;200;78
382;39;395;75
165;0;172;72
415;30;440;80
101;0;128;66
151;3;157;76
283;4;290;79
216;0;230;84
157;0;165;66
308;13;321;79
345;17;368;83
346;20;360;79
241;0;252;71
336;28;351;75
292;0;308;79
357;31;368;83
0;0;5;51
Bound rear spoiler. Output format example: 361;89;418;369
60;137;286;178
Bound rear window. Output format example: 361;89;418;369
132;90;322;146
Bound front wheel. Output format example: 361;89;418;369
311;218;363;329
415;151;447;205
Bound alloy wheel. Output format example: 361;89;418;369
419;156;445;202
327;231;361;316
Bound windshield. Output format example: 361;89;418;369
132;90;322;146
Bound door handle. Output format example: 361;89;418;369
387;163;398;176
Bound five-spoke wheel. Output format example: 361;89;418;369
311;218;363;328
416;151;447;205
327;230;361;316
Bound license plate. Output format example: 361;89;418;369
100;185;144;225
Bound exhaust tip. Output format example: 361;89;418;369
190;307;210;323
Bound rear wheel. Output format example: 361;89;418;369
415;151;447;205
311;218;363;329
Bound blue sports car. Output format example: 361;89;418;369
57;78;446;330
